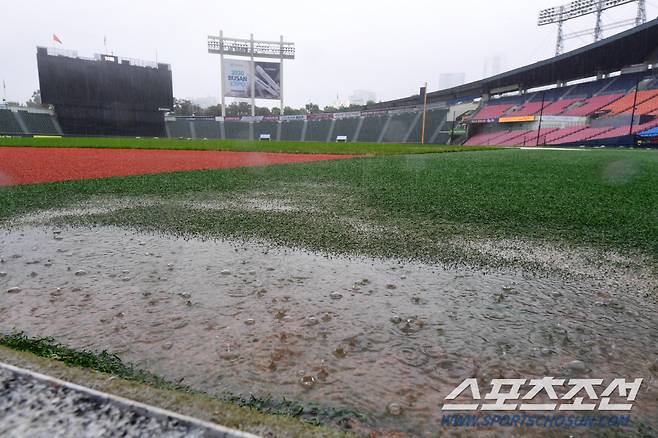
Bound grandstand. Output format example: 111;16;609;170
370;18;658;147
1;18;657;147
159;107;450;144
154;17;658;147
0;106;61;136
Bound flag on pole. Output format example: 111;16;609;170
53;34;62;44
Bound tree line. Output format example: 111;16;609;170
172;99;375;117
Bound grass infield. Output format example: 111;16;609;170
1;148;656;266
0;136;496;156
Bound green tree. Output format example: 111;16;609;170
173;98;203;116
25;90;44;108
305;103;320;114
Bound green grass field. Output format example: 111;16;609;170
0;136;496;156
2;146;657;266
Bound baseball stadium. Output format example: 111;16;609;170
0;1;657;437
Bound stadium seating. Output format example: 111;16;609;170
464;130;511;146
357;115;389;142
508;101;545;117
304;120;333;142
224;121;251;140
0;109;23;134
20;112;59;134
551;127;615;144
278;120;303;141
634;94;658;115
591;118;658;140
191;120;219;139
423;109;449;143
167;120;192;138
255;121;278;139
543;126;588;143
563;94;623;117
470;104;514;120
600;90;658;115
490;130;530;145
381;112;417;143
541;98;582;115
516;128;559;146
333;118;360;141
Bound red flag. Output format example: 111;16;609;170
53;34;62;44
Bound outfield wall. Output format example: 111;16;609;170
164;108;451;144
0;105;452;144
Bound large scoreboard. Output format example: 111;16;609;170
37;47;173;137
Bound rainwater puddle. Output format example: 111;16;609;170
0;225;656;436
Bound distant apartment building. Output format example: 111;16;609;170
349;89;377;106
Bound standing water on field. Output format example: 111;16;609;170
0;224;656;436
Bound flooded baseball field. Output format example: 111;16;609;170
1;216;657;435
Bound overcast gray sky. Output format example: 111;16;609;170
3;0;656;107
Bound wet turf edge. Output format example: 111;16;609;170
0;136;497;156
1;149;657;269
0;333;367;435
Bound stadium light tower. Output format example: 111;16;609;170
208;32;295;117
538;0;647;56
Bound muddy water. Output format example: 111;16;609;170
1;225;657;436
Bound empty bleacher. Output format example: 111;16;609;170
193;120;221;139
381;112;417;143
424;109;449;143
516;128;559;146
552;127;615;144
601;89;658;115
304;120;333;142
562;94;623;117
224;121;251;140
357;115;389;142
0;109;23;134
508;101;544;117
333;117;360;142
470;104;514;120
543;126;588;144
254;121;278;139
591;118;658;140
20;112;59;134
167;120;192;138
280;120;304;141
541;98;582;115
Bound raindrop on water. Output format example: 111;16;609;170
387;403;403;416
565;360;588;373
299;375;317;389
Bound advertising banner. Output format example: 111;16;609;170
499;116;536;123
254;62;281;100
223;59;281;100
540;115;588;124
307;113;334;121
334;111;362;119
280;114;306;121
223;59;251;98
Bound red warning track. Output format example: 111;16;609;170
0;147;355;186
